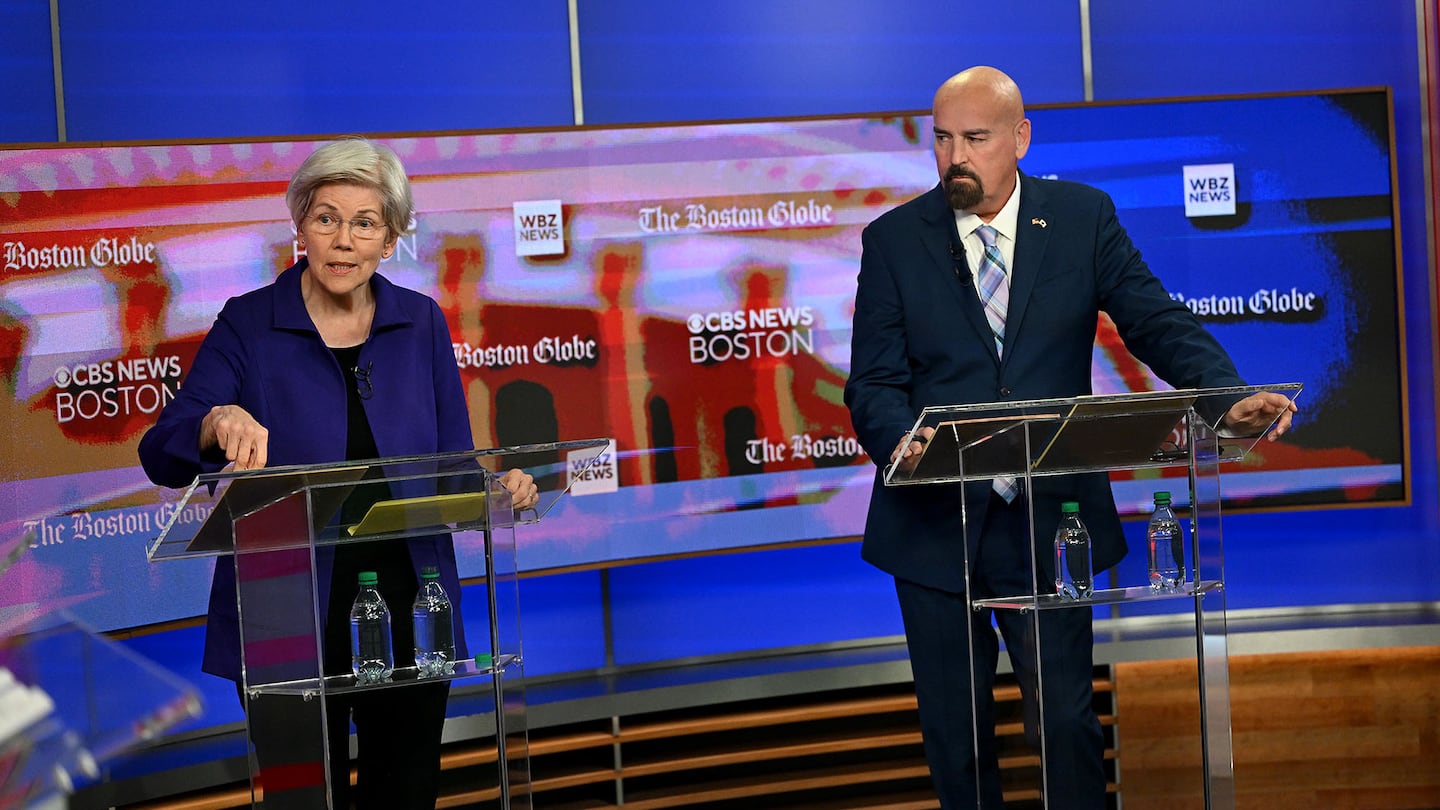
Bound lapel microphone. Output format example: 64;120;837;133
949;239;971;287
353;360;374;400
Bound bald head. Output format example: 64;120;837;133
930;66;1031;217
934;67;1026;129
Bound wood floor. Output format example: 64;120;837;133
1116;645;1440;810
123;645;1440;809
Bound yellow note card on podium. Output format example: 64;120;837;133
347;492;489;537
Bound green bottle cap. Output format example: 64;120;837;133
420;566;440;581
1154;491;1171;504
1060;501;1079;514
358;571;378;586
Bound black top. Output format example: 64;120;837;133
324;343;419;675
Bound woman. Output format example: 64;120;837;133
139;138;537;809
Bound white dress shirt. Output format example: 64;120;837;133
953;172;1022;286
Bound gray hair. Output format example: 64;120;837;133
285;138;415;237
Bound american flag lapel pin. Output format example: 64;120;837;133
1031;217;1048;228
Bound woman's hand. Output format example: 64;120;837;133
498;468;540;511
201;405;269;471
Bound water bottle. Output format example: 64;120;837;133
1147;491;1185;592
412;566;456;678
1054;501;1093;599
350;571;394;685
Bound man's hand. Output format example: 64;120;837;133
201;405;269;471
498;468;540;511
889;427;936;473
1222;392;1297;441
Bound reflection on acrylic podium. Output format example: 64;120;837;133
886;384;1302;809
145;439;610;810
1;536;202;810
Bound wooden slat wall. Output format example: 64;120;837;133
127;674;1114;810
1115;645;1440;810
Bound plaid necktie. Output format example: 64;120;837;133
975;224;1009;358
974;224;1018;502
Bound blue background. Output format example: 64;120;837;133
3;0;1435;741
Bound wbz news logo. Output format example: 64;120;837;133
567;442;618;497
513;200;564;257
1182;163;1236;217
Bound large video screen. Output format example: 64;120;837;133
0;89;1405;632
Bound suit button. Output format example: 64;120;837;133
999;387;1012;398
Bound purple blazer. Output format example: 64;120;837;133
138;260;473;682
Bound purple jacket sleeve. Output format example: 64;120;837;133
136;305;249;488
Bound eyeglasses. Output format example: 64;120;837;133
305;212;388;240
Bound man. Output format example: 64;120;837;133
843;66;1295;809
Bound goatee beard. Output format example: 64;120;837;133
944;168;984;211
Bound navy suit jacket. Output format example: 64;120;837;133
138;261;473;681
844;174;1245;594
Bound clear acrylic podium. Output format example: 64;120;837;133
885;385;1301;809
145;439;610;810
